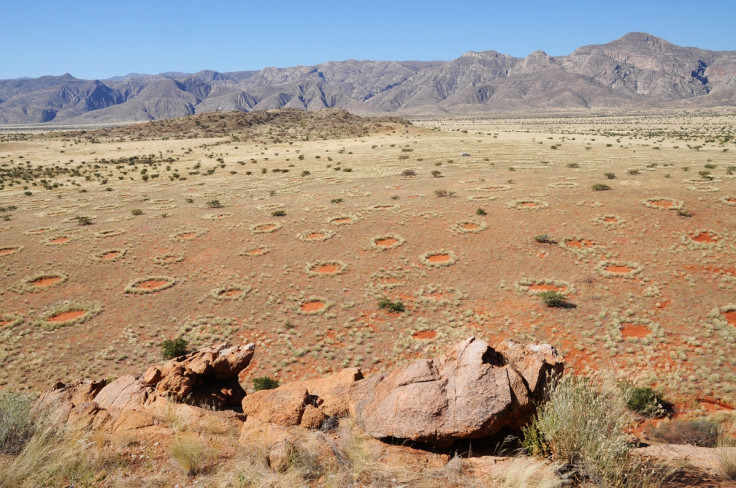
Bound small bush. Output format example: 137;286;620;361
171;435;208;476
301;170;310;176
401;169;416;177
628;169;640;175
534;234;553;244
476;207;487;216
206;199;223;208
604;172;616;179
252;377;280;392
0;391;36;454
650;419;720;447
567;163;579;168
131;208;143;216
161;337;188;360
431;170;442;178
539;291;567;308
592;183;611;191
625;386;667;417
74;215;93;226
271;209;286;217
378;297;405;313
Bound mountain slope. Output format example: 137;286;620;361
1;33;735;124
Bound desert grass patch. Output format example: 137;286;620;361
210;284;251;301
592;214;625;228
415;284;463;306
124;276;178;294
94;248;126;262
10;272;68;294
170;228;207;242
257;203;285;213
364;203;400;212
507;199;549;210
201;212;232;220
419;249;458;267
0;312;23;329
297;297;332;315
516;278;575;296
450;219;488;234
687;184;720;192
466;194;499;201
249;222;282;234
93;228;125;239
596;260;644;278
474;184;511;192
34;300;103;330
366;268;409;296
327;214;359;226
240;245;271;257
370;234;405;250
93;203;121;211
306;260;347;277
548;181;579;188
297;229;336;243
719;195;736;206
0;245;23;257
642;197;683;210
712;304;736;328
43;235;73;246
152;252;185;265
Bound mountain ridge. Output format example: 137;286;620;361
1;32;735;124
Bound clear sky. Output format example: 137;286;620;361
2;0;734;80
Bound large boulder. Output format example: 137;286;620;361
352;337;563;447
142;342;254;409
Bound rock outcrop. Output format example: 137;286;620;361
352;337;563;447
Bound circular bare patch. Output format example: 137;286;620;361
12;272;68;294
0;313;23;329
306;260;347;277
211;285;251;301
412;330;437;340
592;214;625;227
125;276;177;294
596;261;644;278
371;234;405;251
250;222;282;234
328;214;359;226
560;237;601;255
474;185;511;192
0;245;23;257
451;219;488;234
719;196;736;207
516;278;574;296
171;228;207;242
25;227;54;235
95;248;126;262
152;253;185;265
35;300;103;331
44;235;72;246
621;322;651;338
549;181;579;189
298;229;335;243
642;197;683;210
297;298;332;315
240;246;271;257
201;213;232;220
507;199;549;210
365;204;400;212
419;250;458;268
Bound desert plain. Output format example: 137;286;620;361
1;107;735;413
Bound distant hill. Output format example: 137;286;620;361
1;32;735;124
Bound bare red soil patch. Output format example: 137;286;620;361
520;202;540;208
331;218;352;225
375;238;399;247
306;232;325;240
219;289;242;298
0;247;20;256
727;198;736;203
100;251;121;261
49;237;69;244
178;232;197;240
0;320;12;327
606;265;634;274
650;200;673;208
301;301;325;313
604;217;618;223
136;280;169;290
724;311;736;326
427;254;450;263
314;264;338;274
461;223;480;231
621;322;650;338
31;276;62;288
690;231;719;243
244;248;268;256
412;330;437;340
48;310;86;323
567;239;594;249
698;397;734;413
254;224;277;232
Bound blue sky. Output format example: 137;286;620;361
3;0;734;80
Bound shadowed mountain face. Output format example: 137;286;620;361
1;33;735;124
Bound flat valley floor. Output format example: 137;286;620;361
1;110;735;413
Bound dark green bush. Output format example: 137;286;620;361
539;291;567;308
271;209;286;217
476;207;487;216
253;377;280;392
592;183;611;191
625;386;667;417
378;297;405;313
161;337;188;360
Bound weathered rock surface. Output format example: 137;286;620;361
352;337;563;447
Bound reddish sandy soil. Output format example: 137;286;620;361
461;223;480;230
48;310;86;323
100;251;121;261
31;276;62;287
1;112;735;414
306;232;325;240
528;284;566;292
606;265;634;274
375;237;399;247
650;199;673;208
219;289;242;297
48;237;69;244
0;247;18;256
412;330;437;340
690;231;719;243
621;322;650;338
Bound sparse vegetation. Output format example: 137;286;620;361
252;376;280;391
378;297;406;313
161;337;188;360
592;183;611;191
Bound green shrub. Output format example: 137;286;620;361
650;419;720;447
0;391;36;454
534;234;553;244
206;199;223;208
377;297;405;313
431;170;442;178
476;207;487;216
161;337;188;360
271;209;286;217
253;377;280;391
604;172;616;179
131;208;143;216
592;183;611;191
539;291;567;308
628;169;640;175
75;215;93;226
625;386;667;417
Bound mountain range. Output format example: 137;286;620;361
1;32;735;125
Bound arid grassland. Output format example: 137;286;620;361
1;109;735;408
